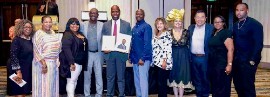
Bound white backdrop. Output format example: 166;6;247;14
243;0;270;63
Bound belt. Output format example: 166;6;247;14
193;54;205;57
88;50;98;53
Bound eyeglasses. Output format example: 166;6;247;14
214;21;223;24
24;26;32;29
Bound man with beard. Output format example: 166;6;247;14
232;3;263;97
81;8;104;97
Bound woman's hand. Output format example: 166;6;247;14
70;64;76;71
225;64;232;75
42;64;48;74
40;59;47;74
162;59;167;70
13;70;23;83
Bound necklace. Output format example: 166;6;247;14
82;38;86;51
238;18;246;29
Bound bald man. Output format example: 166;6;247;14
102;5;131;97
129;9;152;97
232;3;263;97
81;8;104;97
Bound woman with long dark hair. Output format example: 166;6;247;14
59;17;88;97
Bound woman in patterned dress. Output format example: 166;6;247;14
32;15;62;97
152;17;173;97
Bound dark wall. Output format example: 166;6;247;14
191;0;242;30
0;0;56;66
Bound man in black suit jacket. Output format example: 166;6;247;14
232;3;263;97
102;5;131;97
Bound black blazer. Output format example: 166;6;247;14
59;31;88;78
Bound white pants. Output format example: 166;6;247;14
66;63;82;97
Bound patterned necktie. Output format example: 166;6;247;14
113;21;117;37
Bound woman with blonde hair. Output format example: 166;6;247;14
7;19;35;97
152;17;173;97
166;9;193;97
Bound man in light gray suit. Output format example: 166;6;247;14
81;8;104;97
102;5;131;97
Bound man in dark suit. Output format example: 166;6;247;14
232;3;263;97
188;10;214;97
102;5;131;97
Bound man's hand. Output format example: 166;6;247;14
104;50;111;54
138;59;144;66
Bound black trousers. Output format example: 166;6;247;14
210;67;232;97
233;59;258;97
157;66;170;97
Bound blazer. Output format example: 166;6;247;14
101;19;131;61
188;23;214;58
80;21;104;63
59;31;88;78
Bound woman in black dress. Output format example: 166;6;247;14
59;18;88;97
208;15;234;97
7;19;35;97
166;9;193;97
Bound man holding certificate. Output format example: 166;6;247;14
101;5;131;97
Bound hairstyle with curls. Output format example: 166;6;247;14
14;19;35;37
166;9;184;22
154;17;168;36
65;17;81;33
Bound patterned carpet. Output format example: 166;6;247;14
0;66;270;97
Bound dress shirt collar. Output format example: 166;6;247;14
195;23;206;29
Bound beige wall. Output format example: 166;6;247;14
243;0;270;63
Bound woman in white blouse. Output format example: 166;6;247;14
152;17;173;97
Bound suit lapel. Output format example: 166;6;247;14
120;19;124;34
108;20;112;35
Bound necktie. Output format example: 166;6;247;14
113;21;117;37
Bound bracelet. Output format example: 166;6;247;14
228;63;232;66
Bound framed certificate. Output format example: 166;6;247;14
114;33;131;53
102;36;115;51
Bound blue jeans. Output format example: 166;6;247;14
133;60;150;97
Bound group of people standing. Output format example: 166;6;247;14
6;2;263;97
